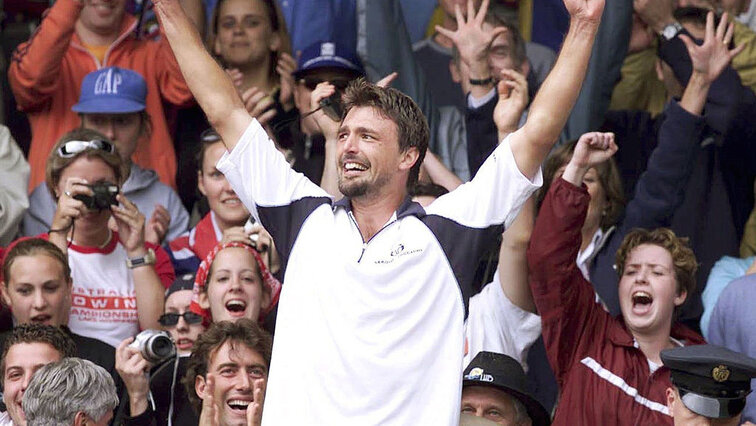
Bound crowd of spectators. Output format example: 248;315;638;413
3;0;756;425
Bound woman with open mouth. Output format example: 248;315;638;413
190;241;281;326
528;131;706;425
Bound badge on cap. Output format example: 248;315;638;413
712;365;730;382
321;42;335;57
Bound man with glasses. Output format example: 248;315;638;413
284;40;366;185
114;274;204;426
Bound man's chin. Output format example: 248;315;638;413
338;181;369;198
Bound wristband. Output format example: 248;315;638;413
469;76;494;86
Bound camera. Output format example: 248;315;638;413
73;182;119;210
129;329;176;363
319;93;343;122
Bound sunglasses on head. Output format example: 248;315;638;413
158;311;204;326
56;139;115;158
301;77;351;92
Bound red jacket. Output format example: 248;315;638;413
527;178;704;425
9;0;193;190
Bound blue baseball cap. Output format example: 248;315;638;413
72;67;147;114
293;41;365;79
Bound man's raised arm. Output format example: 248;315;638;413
509;0;605;179
153;0;250;150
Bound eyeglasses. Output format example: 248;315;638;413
158;311;204;326
301;77;352;92
56;139;115;158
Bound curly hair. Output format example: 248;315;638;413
183;319;273;413
615;228;698;297
536;139;626;231
0;324;77;387
342;78;429;190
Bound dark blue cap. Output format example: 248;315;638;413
72;67;147;114
662;344;756;419
292;41;365;79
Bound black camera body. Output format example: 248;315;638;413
319;93;344;122
74;182;119;210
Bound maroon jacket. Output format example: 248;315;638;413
527;178;704;425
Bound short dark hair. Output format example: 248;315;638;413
0;324;77;387
183;320;273;413
342;79;429;190
3;238;71;287
484;12;527;68
410;181;449;199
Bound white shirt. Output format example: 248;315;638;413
218;120;542;425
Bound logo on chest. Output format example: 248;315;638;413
374;243;423;264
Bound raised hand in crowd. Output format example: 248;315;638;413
562;132;618;187
145;204;171;245
277;52;298;111
436;0;506;98
221;222;280;274
115;336;152;418
240;87;278;126
493;68;529;140
48;177;92;253
681;12;745;84
198;373;265;426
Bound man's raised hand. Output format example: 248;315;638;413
565;0;606;25
562;132;617;187
681;11;745;84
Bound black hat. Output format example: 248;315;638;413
165;273;195;299
463;351;550;426
661;344;756;419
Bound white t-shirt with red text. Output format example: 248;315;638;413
66;233;174;347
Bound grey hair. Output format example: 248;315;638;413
512;395;532;425
22;358;119;426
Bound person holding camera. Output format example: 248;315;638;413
23;66;191;246
115;320;271;426
37;128;174;347
113;274;205;426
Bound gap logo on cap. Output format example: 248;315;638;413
94;68;123;95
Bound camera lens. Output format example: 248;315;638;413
146;334;175;361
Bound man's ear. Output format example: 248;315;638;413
195;374;207;399
519;58;531;80
1;284;10;308
73;411;88;426
399;147;420;173
665;387;677;413
449;60;461;84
